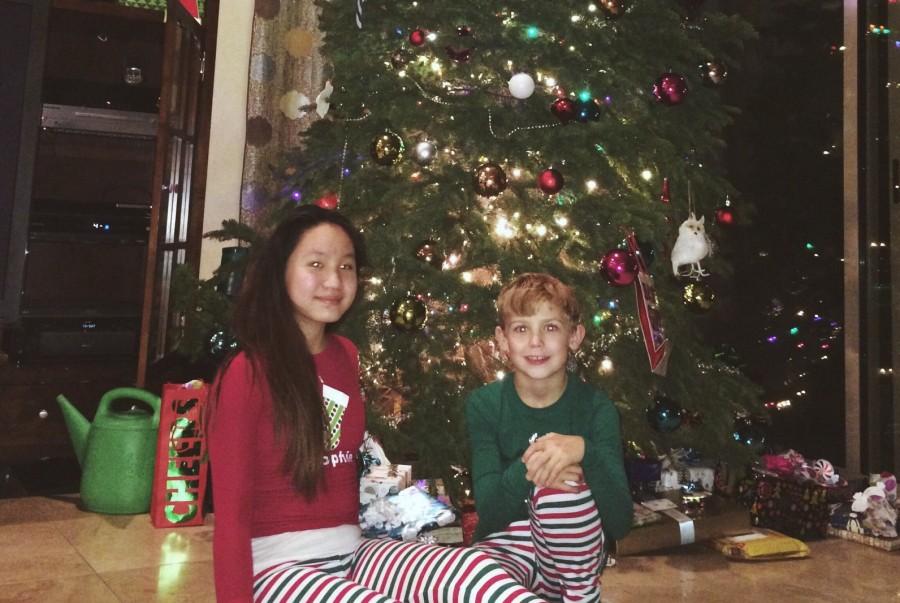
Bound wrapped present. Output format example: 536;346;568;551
656;450;716;494
709;528;810;561
625;458;662;500
844;472;899;539
150;381;209;528
747;468;853;539
826;525;900;551
631;502;664;527
625;458;662;483
680;465;715;493
360;463;413;505
358;431;412;506
359;485;457;540
615;494;750;556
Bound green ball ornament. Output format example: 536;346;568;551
208;329;237;358
371;130;405;166
733;415;767;446
390;296;428;331
646;394;683;433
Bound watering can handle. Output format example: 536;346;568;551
95;387;161;421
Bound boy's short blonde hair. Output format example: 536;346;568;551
496;273;581;327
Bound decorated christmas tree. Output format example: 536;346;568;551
180;0;765;490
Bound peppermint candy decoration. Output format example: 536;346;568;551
355;0;366;28
813;458;834;481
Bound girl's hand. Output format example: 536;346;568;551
522;433;585;487
526;463;583;492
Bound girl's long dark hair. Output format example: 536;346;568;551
225;205;366;497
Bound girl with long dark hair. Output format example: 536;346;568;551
208;205;546;602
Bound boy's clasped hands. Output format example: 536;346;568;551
523;432;585;493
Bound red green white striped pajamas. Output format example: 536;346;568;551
253;538;548;602
474;485;605;602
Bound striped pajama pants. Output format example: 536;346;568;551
253;537;548;603
474;485;605;603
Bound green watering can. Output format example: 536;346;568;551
57;387;161;514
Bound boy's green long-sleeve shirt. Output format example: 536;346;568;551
466;372;633;543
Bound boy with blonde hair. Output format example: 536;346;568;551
466;273;632;602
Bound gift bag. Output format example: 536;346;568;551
150;381;209;528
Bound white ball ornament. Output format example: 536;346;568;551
508;73;535;99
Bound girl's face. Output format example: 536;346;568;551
284;223;358;335
495;300;585;385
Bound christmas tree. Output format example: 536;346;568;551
181;0;765;490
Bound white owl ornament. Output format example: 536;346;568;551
671;213;713;279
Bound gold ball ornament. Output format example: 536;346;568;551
415;240;444;269
371;131;405;166
390;296;428;331
473;162;508;197
682;281;716;312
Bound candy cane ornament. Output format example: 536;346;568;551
355;0;366;28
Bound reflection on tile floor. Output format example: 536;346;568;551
0;496;215;603
1;495;897;602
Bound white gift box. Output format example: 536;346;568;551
360;463;413;506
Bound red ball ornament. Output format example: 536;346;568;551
537;168;564;195
599;0;626;19
652;72;689;106
550;98;576;123
715;206;735;225
409;29;427;46
599;249;638;287
314;192;339;210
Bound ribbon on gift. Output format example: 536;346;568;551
659;508;696;545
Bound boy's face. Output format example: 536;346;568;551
496;300;585;385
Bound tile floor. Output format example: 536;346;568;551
1;495;897;602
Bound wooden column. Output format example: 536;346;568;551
843;0;862;474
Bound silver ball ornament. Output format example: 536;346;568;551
413;141;437;165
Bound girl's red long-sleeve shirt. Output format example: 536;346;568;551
208;335;365;601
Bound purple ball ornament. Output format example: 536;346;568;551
599;249;638;287
652;72;689;106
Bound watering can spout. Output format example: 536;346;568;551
56;394;90;466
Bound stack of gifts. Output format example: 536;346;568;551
358;433;457;541
626;449;725;500
658;449;717;494
741;449;855;539
616;490;750;555
827;472;899;551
